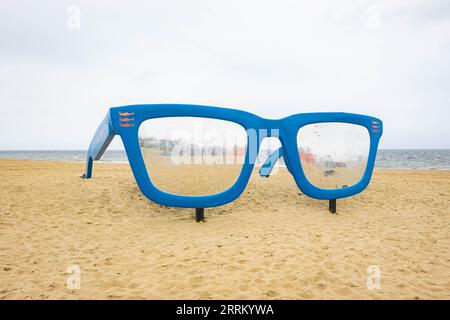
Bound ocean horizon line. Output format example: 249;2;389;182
0;148;449;152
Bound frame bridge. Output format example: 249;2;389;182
261;118;282;131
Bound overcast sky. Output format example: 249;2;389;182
0;0;449;150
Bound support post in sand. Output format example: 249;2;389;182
329;199;337;214
195;208;204;222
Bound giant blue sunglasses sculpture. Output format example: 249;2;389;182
84;104;383;221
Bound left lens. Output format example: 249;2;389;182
138;117;247;196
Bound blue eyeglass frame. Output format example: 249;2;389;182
84;104;383;209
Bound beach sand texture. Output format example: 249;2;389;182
0;160;449;299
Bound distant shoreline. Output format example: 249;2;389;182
1;149;449;151
1;149;450;170
2;157;450;170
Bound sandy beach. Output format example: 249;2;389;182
0;159;449;299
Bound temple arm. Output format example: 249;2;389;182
83;112;116;179
259;148;284;177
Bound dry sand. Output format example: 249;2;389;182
0;159;449;299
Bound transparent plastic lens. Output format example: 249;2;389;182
297;123;370;189
139;117;247;196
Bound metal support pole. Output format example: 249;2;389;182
195;208;204;222
329;199;337;214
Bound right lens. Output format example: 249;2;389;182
297;122;370;189
138;117;247;196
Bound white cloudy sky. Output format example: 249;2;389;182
0;0;449;150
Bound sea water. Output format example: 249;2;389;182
0;149;449;170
